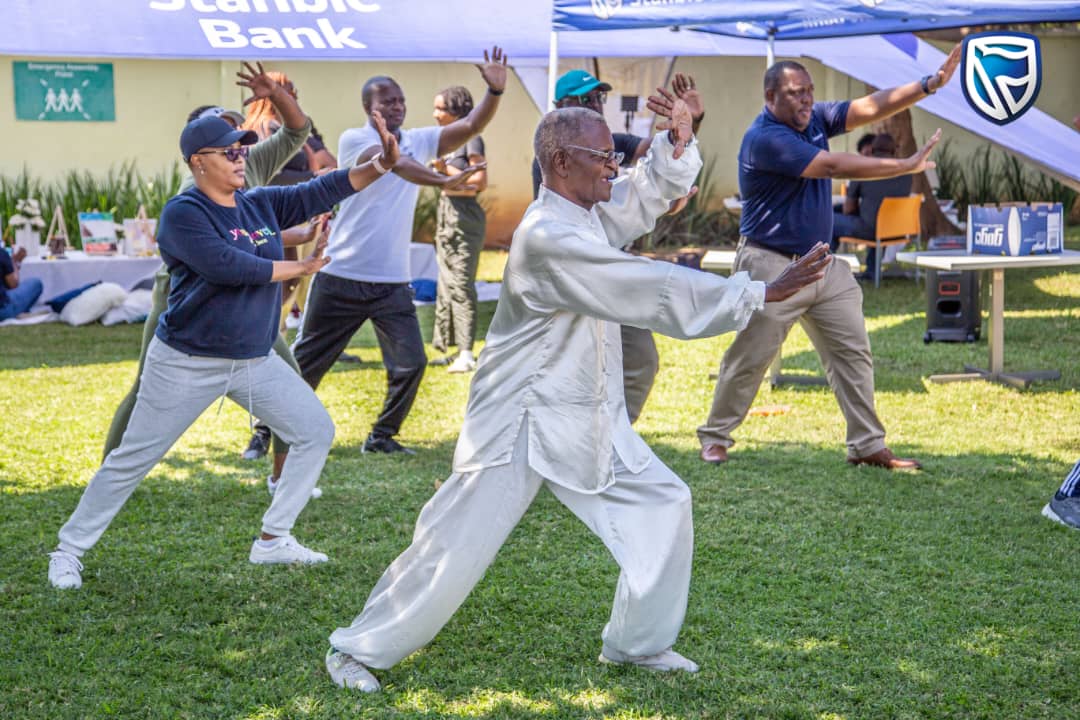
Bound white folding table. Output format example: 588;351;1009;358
896;249;1080;388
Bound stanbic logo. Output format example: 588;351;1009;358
961;32;1041;126
975;225;1005;248
149;0;381;50
591;0;621;19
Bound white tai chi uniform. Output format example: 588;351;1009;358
329;132;766;668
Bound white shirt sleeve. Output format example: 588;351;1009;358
596;131;703;249
514;219;764;340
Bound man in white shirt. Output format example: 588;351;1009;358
292;47;507;455
323;101;831;692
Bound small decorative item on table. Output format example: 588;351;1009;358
46;204;71;258
9;198;46;258
79;210;119;255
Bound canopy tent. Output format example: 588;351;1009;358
547;1;1080;191
0;1;1076;189
0;0;554;61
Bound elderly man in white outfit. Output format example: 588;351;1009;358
325;99;832;692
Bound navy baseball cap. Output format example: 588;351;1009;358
555;69;612;101
180;116;257;162
197;105;246;126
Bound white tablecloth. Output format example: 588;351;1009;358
409;242;438;280
21;252;162;309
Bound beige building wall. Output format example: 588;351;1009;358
0;57;540;246
2;34;1076;243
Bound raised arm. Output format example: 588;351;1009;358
238;61;307;131
436;46;508;156
844;44;960;131
801;129;942;180
596;96;700;247
354;143;485;190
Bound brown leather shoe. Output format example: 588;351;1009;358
700;443;729;464
847;447;922;470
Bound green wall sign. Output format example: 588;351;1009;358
13;62;115;122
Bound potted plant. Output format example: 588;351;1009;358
8;198;45;258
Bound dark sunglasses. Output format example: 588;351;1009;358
570;91;607;106
195;146;250;162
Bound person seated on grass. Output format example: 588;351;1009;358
830;133;913;281
322;100;831;692
46;110;401;591
0;246;43;321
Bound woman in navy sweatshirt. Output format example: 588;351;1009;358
47;111;401;591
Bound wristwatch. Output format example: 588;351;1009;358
920;75;936;95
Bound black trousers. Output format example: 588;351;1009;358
293;273;426;439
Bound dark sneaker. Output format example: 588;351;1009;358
242;425;271;460
337;352;364;364
1042;495;1080;530
362;434;416;455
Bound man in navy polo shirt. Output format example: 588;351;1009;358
698;47;960;469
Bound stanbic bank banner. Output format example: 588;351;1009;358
0;1;550;61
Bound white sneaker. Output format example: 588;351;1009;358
266;474;322;499
447;355;477;374
326;648;381;692
48;550;83;589
249;535;328;565
599;645;700;673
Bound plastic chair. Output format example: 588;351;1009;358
838;194;923;288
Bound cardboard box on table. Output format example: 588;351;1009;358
967;202;1064;256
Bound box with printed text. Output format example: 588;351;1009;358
966;202;1063;256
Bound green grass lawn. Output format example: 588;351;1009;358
2;241;1080;719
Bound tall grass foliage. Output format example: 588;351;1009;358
0;162;182;248
934;139;1078;220
635;153;740;251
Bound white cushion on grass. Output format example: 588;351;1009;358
60;282;128;326
101;288;153;326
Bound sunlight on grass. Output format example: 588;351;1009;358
958;628;1007;658
560;687;616;710
753;637;841;654
896;658;935;683
395;687;555;715
1034;272;1080;299
818;713;848;720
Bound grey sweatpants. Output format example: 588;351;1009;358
58;337;335;557
328;423;693;668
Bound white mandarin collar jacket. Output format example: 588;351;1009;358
452;132;766;493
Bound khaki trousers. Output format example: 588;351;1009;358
328;423;693;668
697;241;887;458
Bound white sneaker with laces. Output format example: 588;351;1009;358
599;645;700;673
326;648;381;692
266;474;322;499
48;550;83;589
249;535;328;565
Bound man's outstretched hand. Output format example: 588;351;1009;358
476;46;508;94
928;44;961;93
648;87;694;159
905;128;942;175
764;243;832;303
371;110;400;168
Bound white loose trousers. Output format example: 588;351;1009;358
328;424;693;668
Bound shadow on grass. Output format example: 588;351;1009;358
6;435;1079;718
768;265;1080;394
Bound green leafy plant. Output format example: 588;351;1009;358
635;154;739;251
1;162;183;249
412;186;440;244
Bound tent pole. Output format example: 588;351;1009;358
547;31;559;111
766;31;775;68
